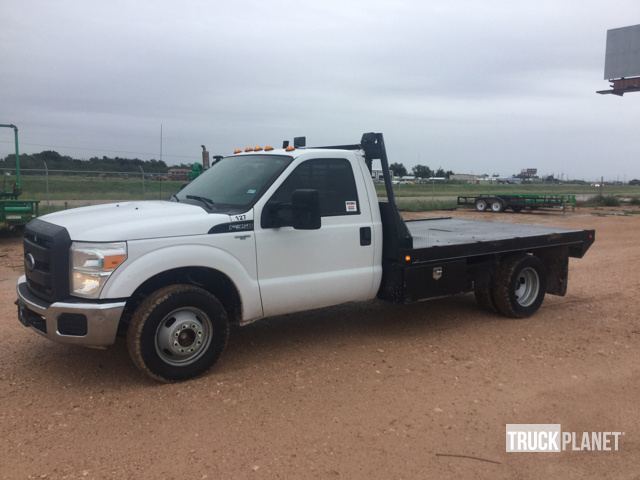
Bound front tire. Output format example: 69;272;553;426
475;199;488;212
127;284;229;382
492;255;547;318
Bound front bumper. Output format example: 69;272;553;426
16;275;125;348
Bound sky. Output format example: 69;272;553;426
1;0;639;180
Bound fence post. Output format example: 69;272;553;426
43;160;50;206
139;166;145;199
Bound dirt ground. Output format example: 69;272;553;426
1;207;638;479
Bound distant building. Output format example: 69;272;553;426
399;175;416;184
450;173;480;183
371;167;391;182
519;168;538;179
168;168;190;181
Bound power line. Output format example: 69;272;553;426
0;139;196;160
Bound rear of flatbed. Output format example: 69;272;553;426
378;216;594;307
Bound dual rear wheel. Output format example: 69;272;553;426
474;255;547;318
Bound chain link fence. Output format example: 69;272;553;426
0;167;187;212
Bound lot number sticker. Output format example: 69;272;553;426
345;201;357;212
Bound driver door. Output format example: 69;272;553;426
254;156;375;317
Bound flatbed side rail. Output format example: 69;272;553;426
400;229;595;264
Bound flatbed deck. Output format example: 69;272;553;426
403;218;594;262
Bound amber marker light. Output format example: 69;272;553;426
103;254;127;270
254;146;263;151
285;145;295;152
404;255;411;263
244;147;253;152
233;148;242;154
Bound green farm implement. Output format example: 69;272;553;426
0;124;39;228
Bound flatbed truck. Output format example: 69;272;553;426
16;133;595;381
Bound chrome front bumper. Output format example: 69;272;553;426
16;275;125;348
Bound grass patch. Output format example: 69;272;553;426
581;195;621;207
396;198;457;212
375;183;639;198
3;174;182;201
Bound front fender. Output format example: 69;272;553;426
101;242;263;322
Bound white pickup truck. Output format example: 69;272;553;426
16;133;595;381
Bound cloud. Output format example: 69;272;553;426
0;0;639;179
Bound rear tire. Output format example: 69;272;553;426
127;284;230;382
492;255;547;318
490;199;504;213
475;199;488;212
474;281;496;312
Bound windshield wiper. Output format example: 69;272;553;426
186;195;215;209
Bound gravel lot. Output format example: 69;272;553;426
1;208;638;479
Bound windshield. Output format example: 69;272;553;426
175;154;292;212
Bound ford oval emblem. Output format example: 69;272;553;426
25;253;35;271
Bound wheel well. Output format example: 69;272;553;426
119;267;242;333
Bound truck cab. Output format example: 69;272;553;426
16;133;594;382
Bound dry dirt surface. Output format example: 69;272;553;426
1;208;638;479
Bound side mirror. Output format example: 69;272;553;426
291;189;321;230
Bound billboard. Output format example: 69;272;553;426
604;24;640;80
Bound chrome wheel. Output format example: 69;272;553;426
475;199;487;212
491;201;503;212
514;267;540;307
154;307;212;366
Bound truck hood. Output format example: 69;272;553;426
40;201;232;241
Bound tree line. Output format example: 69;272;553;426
0;150;191;173
389;162;453;179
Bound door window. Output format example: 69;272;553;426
265;158;360;227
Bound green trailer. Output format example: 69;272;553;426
0;124;40;228
457;193;577;213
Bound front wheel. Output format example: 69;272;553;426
127;284;229;382
492;255;547;318
475;199;488;212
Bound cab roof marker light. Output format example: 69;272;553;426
285;145;295;152
264;145;274;151
244;147;253;152
254;146;263;151
233;148;242;154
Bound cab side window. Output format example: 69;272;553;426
263;158;360;227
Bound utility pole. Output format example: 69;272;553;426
43;160;50;206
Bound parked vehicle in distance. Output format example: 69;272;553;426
16;133;595;382
457;193;577;213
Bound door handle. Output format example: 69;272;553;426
360;227;371;246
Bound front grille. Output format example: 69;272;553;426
23;219;71;302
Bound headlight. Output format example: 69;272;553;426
70;242;127;298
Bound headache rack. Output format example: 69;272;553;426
311;133;413;257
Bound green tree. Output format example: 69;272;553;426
412;164;433;178
389;162;407;177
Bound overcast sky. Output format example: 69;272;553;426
1;0;639;179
